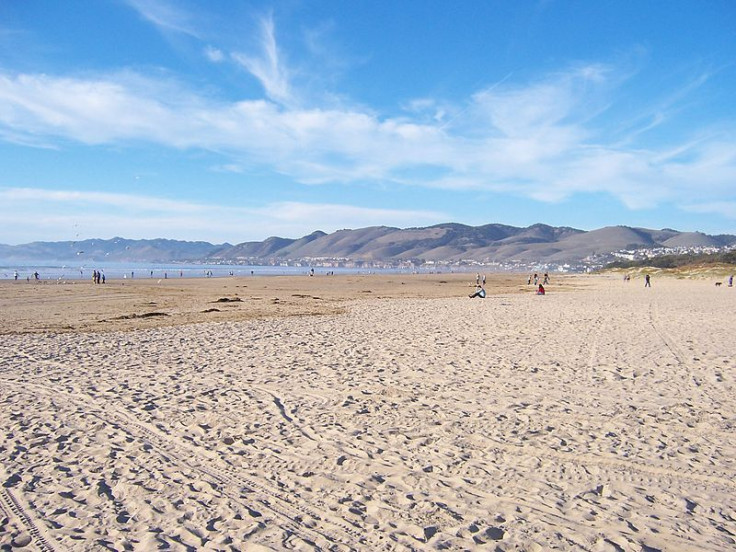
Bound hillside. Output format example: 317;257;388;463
606;250;736;270
1;224;734;266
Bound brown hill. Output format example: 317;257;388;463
2;225;734;265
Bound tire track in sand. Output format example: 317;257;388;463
0;375;363;551
464;429;736;491
0;469;57;552
647;296;711;401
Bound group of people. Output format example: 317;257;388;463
623;273;652;287
92;270;105;284
469;273;487;298
527;272;550;286
469;272;548;298
12;270;39;281
527;273;548;295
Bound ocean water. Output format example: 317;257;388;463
0;261;433;281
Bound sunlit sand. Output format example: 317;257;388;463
0;274;734;550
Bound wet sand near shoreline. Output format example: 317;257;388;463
0;272;584;335
1;273;734;550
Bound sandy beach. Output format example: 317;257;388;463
0;273;734;551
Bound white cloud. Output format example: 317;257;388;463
0;187;447;244
204;45;225;63
0;187;204;212
682;201;736;219
0;55;734;222
124;0;201;38
0;72;190;145
260;201;445;227
231;15;293;105
211;164;244;174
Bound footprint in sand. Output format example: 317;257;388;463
11;532;33;547
3;473;22;488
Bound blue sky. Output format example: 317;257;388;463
1;1;735;245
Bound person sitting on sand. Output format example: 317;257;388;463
537;284;545;295
469;286;486;299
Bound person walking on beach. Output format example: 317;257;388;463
644;274;651;287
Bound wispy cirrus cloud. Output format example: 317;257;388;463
0;187;447;244
0;187;204;212
0;54;734;223
231;15;293;105
260;201;445;226
683;201;736;219
124;0;201;38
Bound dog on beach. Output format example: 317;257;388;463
715;282;722;286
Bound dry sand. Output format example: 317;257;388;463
0;273;558;335
0;273;734;551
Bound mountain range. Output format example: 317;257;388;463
1;224;734;266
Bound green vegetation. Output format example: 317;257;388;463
606;250;736;269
